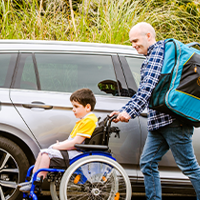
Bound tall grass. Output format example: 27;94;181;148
0;0;199;44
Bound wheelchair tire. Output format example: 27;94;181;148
50;181;59;200
59;155;132;200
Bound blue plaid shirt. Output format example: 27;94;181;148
121;40;174;131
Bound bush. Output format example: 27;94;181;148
0;0;199;44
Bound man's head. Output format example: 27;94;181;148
129;22;156;55
70;88;96;113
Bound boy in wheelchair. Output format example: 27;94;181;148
18;88;98;192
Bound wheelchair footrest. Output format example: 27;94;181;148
75;144;109;151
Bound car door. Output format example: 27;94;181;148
10;51;141;179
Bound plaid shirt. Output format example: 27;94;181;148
121;40;174;131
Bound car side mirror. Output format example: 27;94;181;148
98;80;118;96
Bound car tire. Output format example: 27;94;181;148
0;136;30;200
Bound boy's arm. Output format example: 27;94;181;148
52;117;97;151
52;136;85;150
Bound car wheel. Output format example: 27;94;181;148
0;136;29;200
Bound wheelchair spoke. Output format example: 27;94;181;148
59;155;131;200
67;163;120;199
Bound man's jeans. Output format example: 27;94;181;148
140;120;200;200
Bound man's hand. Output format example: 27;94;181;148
110;111;120;123
110;111;131;123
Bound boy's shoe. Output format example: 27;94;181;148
19;182;32;193
17;181;31;188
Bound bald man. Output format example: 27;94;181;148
111;22;200;199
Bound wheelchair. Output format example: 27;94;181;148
22;115;132;200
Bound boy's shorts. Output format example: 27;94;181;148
41;147;69;169
49;157;67;169
41;143;82;160
41;147;63;159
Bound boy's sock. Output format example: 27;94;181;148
30;174;42;182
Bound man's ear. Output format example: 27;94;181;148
146;32;151;41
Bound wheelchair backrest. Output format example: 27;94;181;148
84;115;120;146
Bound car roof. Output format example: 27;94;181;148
0;39;138;55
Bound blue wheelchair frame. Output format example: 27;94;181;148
23;150;116;200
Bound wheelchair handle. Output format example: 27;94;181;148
109;114;118;121
108;114;118;127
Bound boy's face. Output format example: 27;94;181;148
71;101;91;119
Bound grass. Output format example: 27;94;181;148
0;0;199;45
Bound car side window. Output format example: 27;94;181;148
34;53;118;96
20;54;38;90
15;53;119;96
125;57;144;87
0;53;17;88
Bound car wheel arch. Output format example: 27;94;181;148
0;130;39;165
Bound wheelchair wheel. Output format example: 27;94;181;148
59;155;132;200
50;181;59;200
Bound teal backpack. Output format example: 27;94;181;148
149;38;200;127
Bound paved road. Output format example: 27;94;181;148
39;195;196;199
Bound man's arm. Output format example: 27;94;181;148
111;41;165;122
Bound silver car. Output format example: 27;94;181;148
0;40;198;200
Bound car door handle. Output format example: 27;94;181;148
22;101;53;110
140;112;147;117
140;109;148;117
140;107;148;117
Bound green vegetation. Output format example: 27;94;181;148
0;0;199;45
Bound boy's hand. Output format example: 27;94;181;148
52;140;60;149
